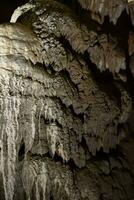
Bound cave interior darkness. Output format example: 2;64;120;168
0;0;28;23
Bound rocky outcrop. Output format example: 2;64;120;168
0;0;134;199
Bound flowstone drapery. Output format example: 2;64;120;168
0;0;134;200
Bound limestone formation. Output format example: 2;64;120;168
0;0;133;200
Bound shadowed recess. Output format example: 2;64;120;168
18;141;25;161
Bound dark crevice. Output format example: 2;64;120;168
80;136;90;152
117;123;126;138
46;64;58;76
94;146;124;162
80;136;92;160
83;52;122;107
53;153;77;170
18;140;25;161
59;35;77;56
59;68;79;94
27;151;52;159
100;193;112;200
68;158;77;171
68;104;84;123
52;152;63;162
50;193;54;200
102;11;131;39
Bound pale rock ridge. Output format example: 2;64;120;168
10;3;35;24
0;23;43;200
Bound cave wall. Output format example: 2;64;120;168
0;0;134;200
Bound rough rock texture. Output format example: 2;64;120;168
0;0;134;200
78;0;127;24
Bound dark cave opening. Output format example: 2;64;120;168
18;141;25;161
0;0;28;23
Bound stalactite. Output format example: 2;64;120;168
0;0;133;199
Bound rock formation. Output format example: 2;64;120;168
0;0;134;199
